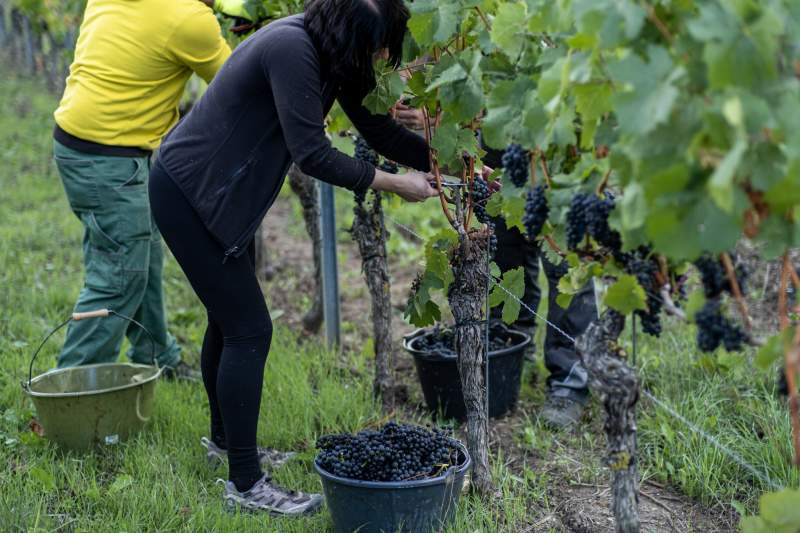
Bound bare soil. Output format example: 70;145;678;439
260;193;737;532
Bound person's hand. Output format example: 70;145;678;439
372;169;438;202
392;101;426;130
481;165;502;194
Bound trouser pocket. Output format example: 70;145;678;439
55;155;100;211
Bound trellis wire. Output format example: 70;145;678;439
384;214;783;492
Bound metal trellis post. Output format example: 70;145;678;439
318;181;341;348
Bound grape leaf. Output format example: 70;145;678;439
490;2;528;60
489;267;525;324
755;329;793;370
707;139;746;213
482;77;537;149
362;69;405;115
431;120;479;169
619;182;646;230
573;82;613;149
604;275;647;315
407;0;462;44
607;46;684;136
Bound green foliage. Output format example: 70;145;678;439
9;0;86;40
489;267;525;324
741;489;800;533
388;0;799;354
604;274;647;315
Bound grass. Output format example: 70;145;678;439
634;322;800;510
0;67;795;532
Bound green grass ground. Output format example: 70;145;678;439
0;69;795;532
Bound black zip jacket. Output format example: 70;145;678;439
157;14;430;259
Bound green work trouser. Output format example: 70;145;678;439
53;140;180;368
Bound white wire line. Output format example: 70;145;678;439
642;390;783;491
383;213;783;491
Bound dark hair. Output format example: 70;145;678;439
304;0;410;94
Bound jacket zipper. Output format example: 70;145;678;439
222;246;239;264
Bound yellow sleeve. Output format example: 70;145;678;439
167;7;231;83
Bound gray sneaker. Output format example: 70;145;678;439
541;394;585;429
222;474;323;515
201;437;297;470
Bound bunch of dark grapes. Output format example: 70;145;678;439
695;299;746;352
316;422;463;482
693;253;748;298
585;194;621;251
354;136;378;166
523;185;549;241
626;251;662;336
353;136;378;204
471;176;491;223
379;160;398;174
486;222;498;258
566;193;591;249
567;193;621;252
501;143;529;188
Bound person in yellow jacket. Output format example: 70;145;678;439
52;0;248;379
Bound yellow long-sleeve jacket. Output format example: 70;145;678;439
54;0;231;151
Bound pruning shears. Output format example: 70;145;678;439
431;175;468;189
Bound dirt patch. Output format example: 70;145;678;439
259;192;735;532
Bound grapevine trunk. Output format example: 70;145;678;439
447;228;494;495
287;165;324;333
350;191;394;411
576;311;640;533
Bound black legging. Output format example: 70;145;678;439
149;161;271;492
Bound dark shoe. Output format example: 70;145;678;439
161;361;201;382
541;393;585;429
222;474;323;515
201;437;297;470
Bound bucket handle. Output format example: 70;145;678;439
134;388;151;423
24;309;158;390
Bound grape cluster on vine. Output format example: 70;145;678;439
695;299;746;352
316;422;461;482
694;254;748;298
523;185;548;241
470;176;491;223
353;135;380;204
625;250;663;337
586;194;621;250
486;222;498;258
379;160;398;174
566;193;590;249
566;192;621;252
354;135;378;166
501;143;529;188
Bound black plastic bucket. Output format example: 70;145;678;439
403;323;531;421
315;441;471;533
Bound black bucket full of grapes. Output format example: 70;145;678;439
404;322;531;421
314;422;471;533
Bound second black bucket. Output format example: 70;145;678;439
403;323;531;421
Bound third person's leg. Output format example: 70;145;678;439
540;258;597;428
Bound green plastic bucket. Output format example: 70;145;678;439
21;309;163;451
